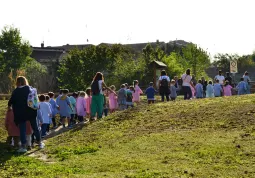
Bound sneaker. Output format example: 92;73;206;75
68;125;73;129
39;142;45;149
17;148;27;153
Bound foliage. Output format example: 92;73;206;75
0;26;35;93
23;59;47;89
182;44;211;78
213;53;255;74
162;52;184;78
0;26;31;75
58;44;144;91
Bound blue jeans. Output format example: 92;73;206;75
19;118;41;147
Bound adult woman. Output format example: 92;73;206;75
158;70;170;101
243;71;251;94
8;76;44;153
90;72;110;120
181;69;194;100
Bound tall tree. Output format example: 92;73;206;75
182;44;210;77
0;26;31;75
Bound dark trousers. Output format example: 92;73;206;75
103;108;108;117
183;86;192;100
70;114;77;124
41;124;49;137
148;100;155;104
52;117;56;127
170;97;176;101
78;116;84;122
161;94;169;102
19;119;41;146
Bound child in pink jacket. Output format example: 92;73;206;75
223;81;233;96
132;80;143;103
85;88;92;119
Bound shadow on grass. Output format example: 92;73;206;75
43;121;89;140
0;142;27;166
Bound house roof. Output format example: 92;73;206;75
150;60;167;68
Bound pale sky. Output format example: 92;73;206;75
1;0;255;57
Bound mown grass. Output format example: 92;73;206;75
0;95;255;177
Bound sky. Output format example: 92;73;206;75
0;0;255;57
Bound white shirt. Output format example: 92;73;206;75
159;76;170;81
98;80;103;94
215;75;225;85
182;74;192;86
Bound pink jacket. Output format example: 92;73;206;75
5;110;33;136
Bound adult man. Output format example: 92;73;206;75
214;70;225;85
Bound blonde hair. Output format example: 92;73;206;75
16;76;29;86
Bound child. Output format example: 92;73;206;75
102;88;109;117
190;84;196;99
170;80;178;101
118;84;127;110
145;82;157;104
76;91;86;122
56;89;73;128
108;85;118;113
206;81;214;98
126;86;134;108
236;77;247;95
45;95;53;133
5;109;33;149
5;109;20;148
132;80;143;104
85;88;92;118
213;79;223;97
195;80;203;99
48;92;58;128
69;92;77;125
38;95;52;137
223;80;233;96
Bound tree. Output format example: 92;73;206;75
213;53;255;73
0;26;32;93
162;52;184;78
24;59;47;90
0;26;32;75
182;44;210;78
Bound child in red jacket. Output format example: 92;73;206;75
5;109;33;148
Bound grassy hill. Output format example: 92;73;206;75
0;96;255;177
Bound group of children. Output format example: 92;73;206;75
191;77;249;98
5;74;251;150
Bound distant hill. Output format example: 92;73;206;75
47;40;190;54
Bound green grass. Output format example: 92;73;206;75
0;96;255;177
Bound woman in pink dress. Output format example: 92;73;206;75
85;89;92;118
132;80;143;103
76;91;86;122
108;85;118;113
223;81;233;96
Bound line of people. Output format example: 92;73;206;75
157;69;252;101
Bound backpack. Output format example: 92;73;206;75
161;78;168;88
27;86;39;110
91;81;100;95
